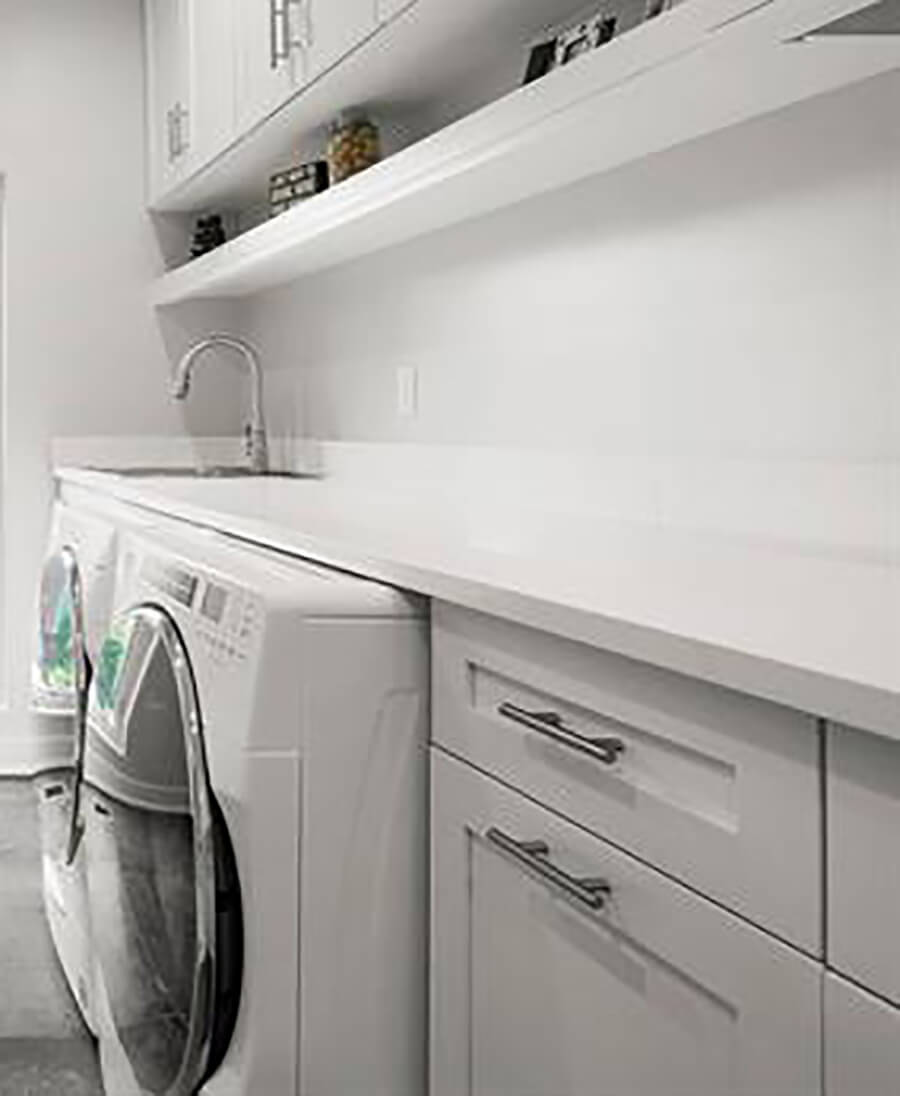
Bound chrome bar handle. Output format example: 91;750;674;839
486;827;611;910
175;102;190;157
272;0;292;64
294;0;313;48
61;548;90;866
282;0;311;58
498;701;625;766
270;0;283;67
166;107;177;163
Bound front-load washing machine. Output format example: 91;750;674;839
31;496;125;1031
32;499;120;715
77;524;428;1095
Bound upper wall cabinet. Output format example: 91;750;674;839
374;0;415;23
146;0;190;199
234;0;384;142
307;0;380;83
163;0;405;200
185;0;238;175
235;0;308;136
146;0;237;203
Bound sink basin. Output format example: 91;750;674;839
89;465;315;480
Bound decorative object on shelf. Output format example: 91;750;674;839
190;215;227;258
326;110;382;185
523;39;558;85
524;2;671;85
269;160;330;218
645;0;674;19
556;10;618;65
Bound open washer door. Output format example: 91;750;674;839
34;545;91;861
33;544;89;717
83;605;242;1096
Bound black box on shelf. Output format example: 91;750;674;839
269;160;330;217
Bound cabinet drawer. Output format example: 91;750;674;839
433;603;822;952
828;723;900;1004
825;974;900;1096
431;748;822;1096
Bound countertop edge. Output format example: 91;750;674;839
56;467;900;741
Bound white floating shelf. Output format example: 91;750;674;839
151;0;900;307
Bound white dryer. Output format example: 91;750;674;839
78;524;429;1096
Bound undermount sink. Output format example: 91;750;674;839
89;465;314;479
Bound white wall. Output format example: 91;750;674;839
0;0;241;768
241;70;900;552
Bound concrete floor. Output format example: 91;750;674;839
0;779;103;1095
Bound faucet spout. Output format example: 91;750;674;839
171;334;269;474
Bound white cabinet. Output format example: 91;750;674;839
235;0;306;134
431;748;822;1096
146;0;237;201
183;0;237;176
825;974;900;1096
828;723;900;1006
374;0;415;26
146;0;190;198
235;0;379;139
433;603;822;953
307;0;378;82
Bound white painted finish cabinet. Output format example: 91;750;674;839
183;0;237;176
306;0;379;83
151;0;400;197
374;0;415;23
236;0;383;130
235;0;307;135
827;722;900;1006
146;0;190;198
825;974;900;1096
431;748;823;1096
146;0;237;201
433;603;822;953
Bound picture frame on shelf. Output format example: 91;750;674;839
523;0;675;86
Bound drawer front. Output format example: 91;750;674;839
431;748;823;1096
825;974;900;1096
828;723;900;1004
433;603;822;952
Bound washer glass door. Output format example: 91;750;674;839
84;605;241;1096
33;545;87;714
34;546;92;865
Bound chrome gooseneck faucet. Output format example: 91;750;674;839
171;334;269;474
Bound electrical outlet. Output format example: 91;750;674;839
396;365;418;417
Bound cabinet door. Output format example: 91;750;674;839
374;0;415;23
828;723;900;1005
146;0;189;199
182;0;237;176
235;0;304;134
825;974;900;1096
433;603;822;953
431;748;822;1096
307;0;377;81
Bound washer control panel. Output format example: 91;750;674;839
141;555;261;666
195;577;261;667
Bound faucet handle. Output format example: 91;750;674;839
244;421;270;474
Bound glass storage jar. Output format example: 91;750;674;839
326;111;381;184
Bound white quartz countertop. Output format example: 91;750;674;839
58;467;900;739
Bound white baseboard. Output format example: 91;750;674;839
0;735;72;776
